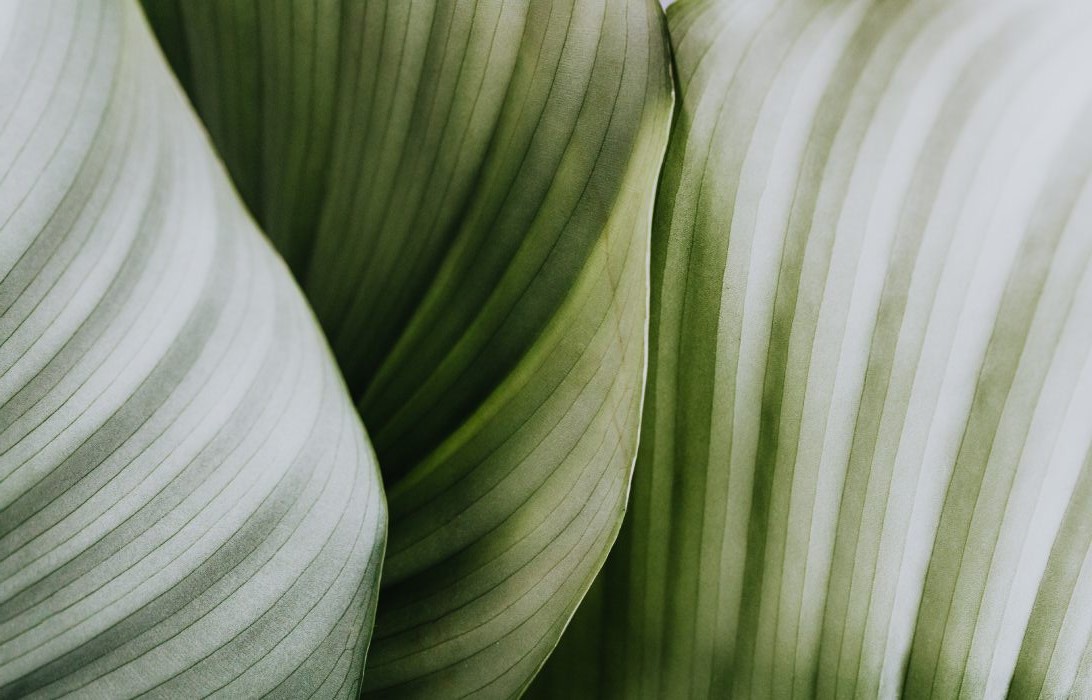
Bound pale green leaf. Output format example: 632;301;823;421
141;0;675;696
0;2;385;697
536;0;1092;697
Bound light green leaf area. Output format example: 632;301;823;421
0;2;385;698
535;0;1092;697
141;0;674;696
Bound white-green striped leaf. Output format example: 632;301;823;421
536;0;1092;697
0;2;385;697
141;0;675;695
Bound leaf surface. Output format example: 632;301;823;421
141;0;675;695
534;0;1092;696
0;2;385;697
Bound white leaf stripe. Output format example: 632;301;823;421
0;2;385;698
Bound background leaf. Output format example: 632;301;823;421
141;0;675;695
0;1;385;696
534;0;1092;697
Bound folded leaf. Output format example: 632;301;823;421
141;0;675;695
535;0;1092;696
0;2;385;696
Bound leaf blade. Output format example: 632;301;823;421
142;0;676;695
535;0;1092;696
0;2;385;696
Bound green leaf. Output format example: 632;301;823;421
535;0;1092;696
0;2;385;697
141;0;675;695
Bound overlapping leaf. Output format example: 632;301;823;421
535;0;1092;696
142;0;675;695
0;2;385;696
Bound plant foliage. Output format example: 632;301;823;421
3;0;1092;698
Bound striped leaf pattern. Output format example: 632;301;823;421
141;0;675;696
0;2;385;697
535;0;1092;697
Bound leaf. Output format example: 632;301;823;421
141;0;675;695
534;0;1092;696
0;2;385;697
